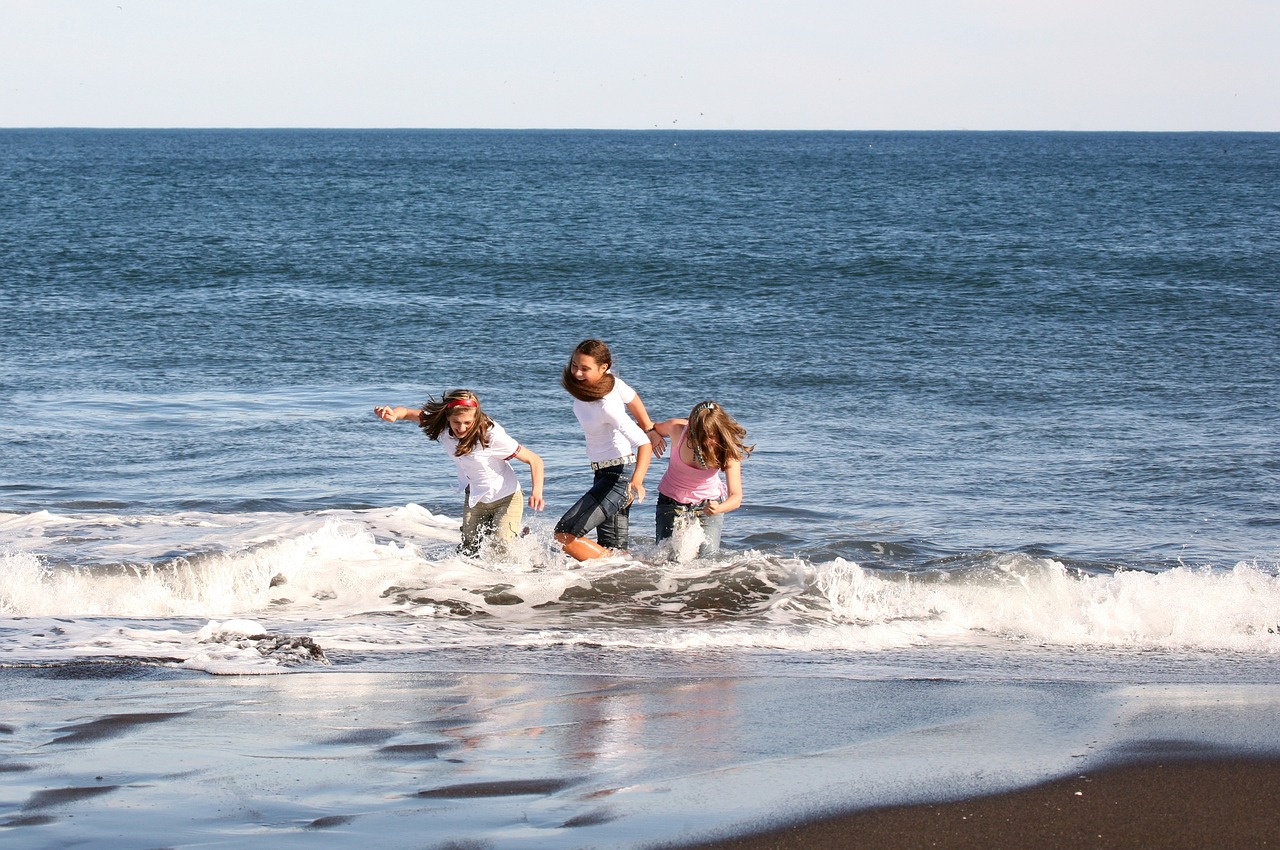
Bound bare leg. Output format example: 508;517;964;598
555;532;611;562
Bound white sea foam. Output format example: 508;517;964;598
2;508;1279;674
0;505;461;617
816;554;1280;652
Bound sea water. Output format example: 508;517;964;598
1;129;1278;681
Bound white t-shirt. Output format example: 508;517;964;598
572;377;648;463
439;422;522;506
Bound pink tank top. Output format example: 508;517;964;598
658;427;727;503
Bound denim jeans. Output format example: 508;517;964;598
554;463;633;550
655;492;725;558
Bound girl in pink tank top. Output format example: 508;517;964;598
652;401;754;558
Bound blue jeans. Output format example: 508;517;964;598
555;463;633;550
655;492;725;558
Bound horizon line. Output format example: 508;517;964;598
2;126;1276;134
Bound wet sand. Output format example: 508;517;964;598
669;757;1280;849
3;667;1280;849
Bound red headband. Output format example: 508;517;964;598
444;398;479;409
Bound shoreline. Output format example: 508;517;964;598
3;667;1280;848
665;755;1280;850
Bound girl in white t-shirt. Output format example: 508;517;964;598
553;339;666;561
375;389;544;556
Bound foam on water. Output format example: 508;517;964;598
817;555;1280;652
2;506;1278;674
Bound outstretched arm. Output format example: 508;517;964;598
626;394;667;457
374;405;423;423
513;446;545;511
652;418;688;440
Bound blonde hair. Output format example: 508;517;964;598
685;401;753;470
419;389;493;456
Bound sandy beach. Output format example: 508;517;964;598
3;665;1280;849
671;758;1280;849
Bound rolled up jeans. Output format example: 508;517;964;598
655;492;725;558
555;463;633;550
461;487;524;555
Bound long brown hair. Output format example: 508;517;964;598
561;338;617;402
685;401;754;470
419;389;493;456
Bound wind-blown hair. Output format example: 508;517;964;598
561;338;617;402
685;401;754;470
419;389;493;456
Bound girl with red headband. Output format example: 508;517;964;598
554;339;666;561
375;390;544;556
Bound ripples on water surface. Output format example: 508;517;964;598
1;130;1277;676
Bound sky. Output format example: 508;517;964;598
1;0;1276;131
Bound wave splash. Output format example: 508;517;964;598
817;555;1280;652
2;507;1279;674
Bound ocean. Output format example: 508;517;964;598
1;129;1278;847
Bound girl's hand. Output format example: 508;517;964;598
628;481;646;505
528;491;545;511
646;428;667;457
376;405;420;423
703;499;724;516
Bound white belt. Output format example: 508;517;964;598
591;454;636;471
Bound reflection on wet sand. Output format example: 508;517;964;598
2;669;1279;849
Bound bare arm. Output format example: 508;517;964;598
703;458;743;516
374;405;423;423
628;443;653;504
626;394;666;457
652;418;688;440
513;446;545;511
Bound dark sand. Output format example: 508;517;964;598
670;757;1280;850
6;669;1280;848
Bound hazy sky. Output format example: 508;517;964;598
2;0;1276;130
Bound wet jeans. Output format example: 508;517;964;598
460;487;523;556
554;463;633;549
655;491;725;558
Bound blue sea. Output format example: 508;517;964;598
0;129;1279;846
